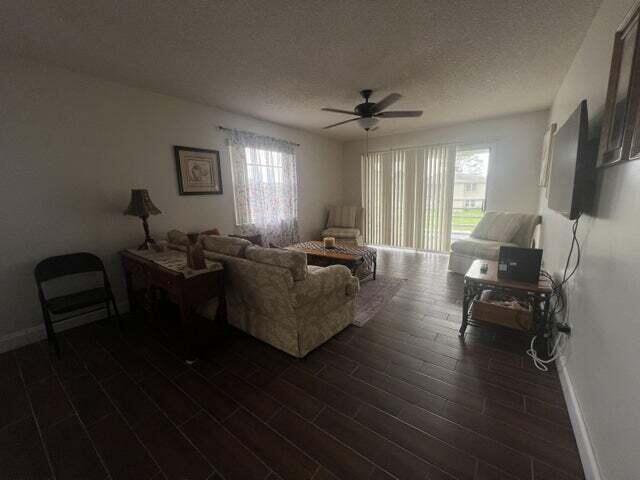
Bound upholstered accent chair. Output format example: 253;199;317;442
321;206;364;246
448;212;542;275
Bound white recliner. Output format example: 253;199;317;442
321;206;364;246
448;212;541;275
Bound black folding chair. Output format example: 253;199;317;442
34;252;121;356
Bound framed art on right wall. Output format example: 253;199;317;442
598;2;640;168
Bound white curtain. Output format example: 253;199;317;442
361;144;455;252
227;130;299;246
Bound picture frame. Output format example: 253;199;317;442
598;3;640;167
539;123;557;188
174;146;223;195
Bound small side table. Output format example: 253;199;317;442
120;249;225;364
459;260;554;354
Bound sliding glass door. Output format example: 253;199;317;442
451;146;490;242
361;145;456;252
362;144;490;252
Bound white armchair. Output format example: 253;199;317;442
448;212;541;274
321;206;364;246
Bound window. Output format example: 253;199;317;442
228;133;299;246
451;146;490;241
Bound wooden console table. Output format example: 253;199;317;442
120;249;225;363
460;260;553;354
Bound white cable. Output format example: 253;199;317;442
527;332;566;372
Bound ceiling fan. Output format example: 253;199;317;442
322;89;423;131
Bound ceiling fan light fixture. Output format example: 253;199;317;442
358;117;379;130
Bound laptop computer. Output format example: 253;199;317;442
497;246;543;284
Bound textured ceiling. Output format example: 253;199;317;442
0;0;602;141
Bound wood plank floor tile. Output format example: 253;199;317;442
89;412;160;480
135;412;213;480
181;411;268;480
269;408;374;480
224;408;317;480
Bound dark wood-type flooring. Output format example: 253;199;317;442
1;249;583;479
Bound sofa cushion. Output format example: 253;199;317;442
201;235;251;258
471;212;522;243
245;245;308;281
321;227;361;238
451;238;518;261
327;206;359;228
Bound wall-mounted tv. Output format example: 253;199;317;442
548;100;596;220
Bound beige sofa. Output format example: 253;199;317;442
167;232;359;358
448;212;541;275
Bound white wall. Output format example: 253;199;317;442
0;57;343;349
341;110;549;214
539;0;640;478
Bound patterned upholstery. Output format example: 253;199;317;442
200;234;252;258
168;234;358;358
245;245;308;281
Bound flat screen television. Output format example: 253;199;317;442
548;100;596;220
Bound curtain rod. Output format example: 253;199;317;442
218;126;300;147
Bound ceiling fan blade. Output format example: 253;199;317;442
323;117;360;129
373;93;402;113
376;110;423;118
321;108;358;115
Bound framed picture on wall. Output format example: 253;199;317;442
174;146;223;195
598;3;640;167
539;123;556;188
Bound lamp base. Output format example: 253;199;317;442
137;238;156;250
137;216;155;250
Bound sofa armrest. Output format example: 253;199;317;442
292;265;359;307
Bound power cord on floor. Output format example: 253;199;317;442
527;332;567;371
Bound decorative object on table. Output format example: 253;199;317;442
186;233;206;270
323;236;336;249
35;253;121;357
598;3;640;167
539;123;557;189
174;145;223;195
124;189;162;250
354;275;406;327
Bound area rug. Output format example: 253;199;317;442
354;275;407;327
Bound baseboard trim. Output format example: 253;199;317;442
557;356;602;480
0;301;129;354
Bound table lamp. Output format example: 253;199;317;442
124;189;162;249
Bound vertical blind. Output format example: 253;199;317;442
361;144;455;252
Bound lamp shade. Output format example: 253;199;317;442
124;189;161;217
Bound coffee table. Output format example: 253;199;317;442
286;241;377;280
